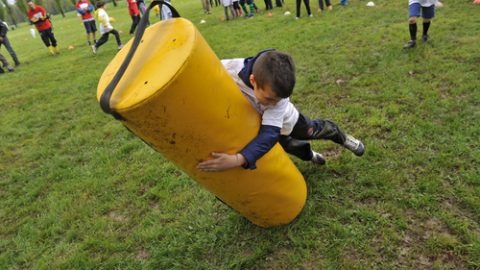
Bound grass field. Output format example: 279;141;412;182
1;0;479;269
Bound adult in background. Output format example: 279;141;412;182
404;0;436;49
318;0;332;12
26;0;59;55
0;20;20;66
76;0;97;46
126;0;140;35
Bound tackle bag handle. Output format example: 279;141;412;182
99;0;181;120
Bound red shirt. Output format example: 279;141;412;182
76;0;94;21
27;5;51;31
127;0;140;16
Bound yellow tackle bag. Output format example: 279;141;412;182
97;1;306;227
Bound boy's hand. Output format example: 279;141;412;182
197;152;245;172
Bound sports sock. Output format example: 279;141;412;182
409;23;417;41
423;21;430;36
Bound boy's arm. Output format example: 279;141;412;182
197;125;280;172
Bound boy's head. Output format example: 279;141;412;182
250;51;295;106
27;0;36;9
96;1;105;8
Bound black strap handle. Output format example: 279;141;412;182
99;1;181;120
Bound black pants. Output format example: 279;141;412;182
39;28;57;47
95;29;121;48
130;15;140;34
0;35;19;65
279;113;346;161
264;0;273;10
296;0;311;17
318;0;330;10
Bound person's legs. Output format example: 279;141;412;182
129;15;140;35
39;30;51;47
279;136;326;165
318;0;324;10
421;5;435;42
296;0;301;17
1;36;20;65
404;3;420;48
94;32;109;50
304;0;312;16
0;52;13;71
110;29;122;47
290;113;364;156
224;6;230;20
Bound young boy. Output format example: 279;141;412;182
404;0;436;49
76;0;97;46
27;0;59;55
197;50;364;172
92;1;123;54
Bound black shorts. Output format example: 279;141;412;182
83;20;97;33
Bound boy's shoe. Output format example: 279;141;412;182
328;5;333;10
403;40;416;49
6;66;14;72
343;135;365;156
309;14;313;17
48;46;55;55
311;151;326;165
53;46;60;54
91;45;97;54
422;35;429;43
118;44;124;50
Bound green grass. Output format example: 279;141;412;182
1;0;480;269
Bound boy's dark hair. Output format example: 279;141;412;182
96;1;105;8
252;51;295;98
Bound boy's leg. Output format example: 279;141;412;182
110;29;122;48
290;113;364;156
421;5;435;42
129;15;140;35
39;30;51;48
404;3;421;49
279;136;326;165
94;33;109;50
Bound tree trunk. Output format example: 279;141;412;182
55;0;66;17
0;0;18;26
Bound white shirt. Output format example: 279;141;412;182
97;9;113;34
222;58;299;135
409;0;437;6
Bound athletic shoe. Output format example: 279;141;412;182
118;44;124;50
403;40;416;49
7;66;14;72
422;35;429;43
309;14;313;17
91;45;97;54
311;151;326;165
343;135;365;156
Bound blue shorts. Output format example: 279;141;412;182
83;20;97;34
409;3;435;19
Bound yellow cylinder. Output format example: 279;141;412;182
97;18;306;227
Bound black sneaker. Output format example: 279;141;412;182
403;40;416;49
311;151;326;165
422;35;429;43
343;135;365;156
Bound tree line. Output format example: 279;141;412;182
0;0;117;26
